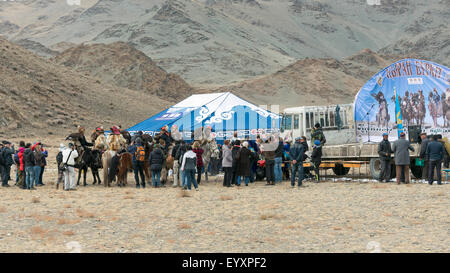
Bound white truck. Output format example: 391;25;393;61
280;104;423;179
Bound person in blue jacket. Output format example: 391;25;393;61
289;137;305;188
426;135;445;185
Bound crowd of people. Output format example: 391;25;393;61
378;131;448;185
1;121;449;191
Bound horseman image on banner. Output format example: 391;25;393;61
354;59;449;142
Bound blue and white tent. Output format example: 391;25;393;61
127;92;281;141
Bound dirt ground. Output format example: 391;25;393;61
0;136;448;253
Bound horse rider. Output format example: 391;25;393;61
107;126;127;153
93;127;107;152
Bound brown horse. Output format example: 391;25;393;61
116;152;133;187
141;134;154;182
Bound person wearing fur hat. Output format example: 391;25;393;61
107;126;127;152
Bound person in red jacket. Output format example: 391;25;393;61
17;147;25;189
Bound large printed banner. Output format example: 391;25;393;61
354;59;449;142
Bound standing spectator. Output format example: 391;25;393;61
274;137;284;183
378;133;393;182
419;132;430;181
32;143;44;187
16;147;25;189
0;143;4;184
392;132;415;184
23;143;35;190
192;141;204;185
180;145;199;191
222;140;233;187
128;138;146;188
231;140;241;185
289;137;305;187
282;140;291;180
38;144;48;186
236;142;257;186
176;141;188;188
149;144;164;188
426;135;445;185
56;144;65;189
311;140;323;182
1;141;14;187
262;141;276;186
171;140;182;187
15;141;26;185
62;143;79;191
248;139;259;183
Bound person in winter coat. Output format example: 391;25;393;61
221;140;233;187
311;123;326;147
311;140;323;182
419;132;430;180
209;139;220;176
149;144;165;188
392;132;415;184
236;142;257;186
1;141;14;187
62;143;79;191
262;141;276;186
23;144;36;190
176;141;188;187
56;144;65;189
128;137;146;188
32;143;44;188
378;133;393;182
274;138;284;183
192;141;204;185
289;137;305;187
17;147;25;189
426;135;445;185
231;140;241;185
180;145;199;191
38;144;48;186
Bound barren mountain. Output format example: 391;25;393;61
0;0;447;86
0;37;168;137
215;49;402;107
53;42;194;102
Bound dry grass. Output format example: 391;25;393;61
75;208;95;218
123;195;134;200
432;191;445;197
219;195;233;201
34;214;55;222
64;204;71;208
372;184;388;189
260;213;284;220
178;190;191;198
31;197;40;203
178;223;191;229
333;227;342;230
30;226;47;235
57;218;81;225
62;230;75;236
0;207;6;213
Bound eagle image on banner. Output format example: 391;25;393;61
354;59;449;142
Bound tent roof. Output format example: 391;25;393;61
126;92;280;134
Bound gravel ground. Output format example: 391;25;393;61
0;169;448;253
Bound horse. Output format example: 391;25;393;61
75;148;102;186
412;91;426;126
115;152;133;187
401;92;412;127
141;134;154;182
160;143;175;185
200;140;214;182
372;92;389;128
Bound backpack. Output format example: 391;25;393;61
135;146;145;162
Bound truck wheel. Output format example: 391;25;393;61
332;164;350;176
410;161;423;179
369;158;381;180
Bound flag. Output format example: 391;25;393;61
394;87;404;138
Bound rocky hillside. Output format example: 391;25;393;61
0;0;447;86
215;49;402;107
53;42;194;102
0;37;168;138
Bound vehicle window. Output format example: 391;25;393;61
285;115;292;130
294;115;299;129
